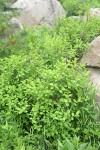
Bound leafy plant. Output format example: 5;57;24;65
0;0;18;38
58;137;99;150
59;0;100;16
0;0;100;149
0;55;100;149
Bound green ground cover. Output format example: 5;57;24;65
0;0;100;149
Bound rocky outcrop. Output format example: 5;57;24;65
10;0;66;28
90;8;100;18
81;36;100;68
89;68;100;106
80;36;100;106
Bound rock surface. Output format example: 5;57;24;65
10;0;66;28
89;68;100;106
81;36;100;68
80;36;100;106
90;8;100;18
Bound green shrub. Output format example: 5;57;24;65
0;55;99;149
58;137;99;150
0;1;100;149
59;0;100;16
0;0;18;37
59;0;90;16
1;16;100;60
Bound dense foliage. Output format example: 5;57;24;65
59;0;100;16
58;137;99;150
0;0;100;150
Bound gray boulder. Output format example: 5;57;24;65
89;68;100;106
10;0;66;28
11;0;38;10
80;36;100;106
81;36;100;68
90;8;100;18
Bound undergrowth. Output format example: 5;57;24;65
0;0;100;149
